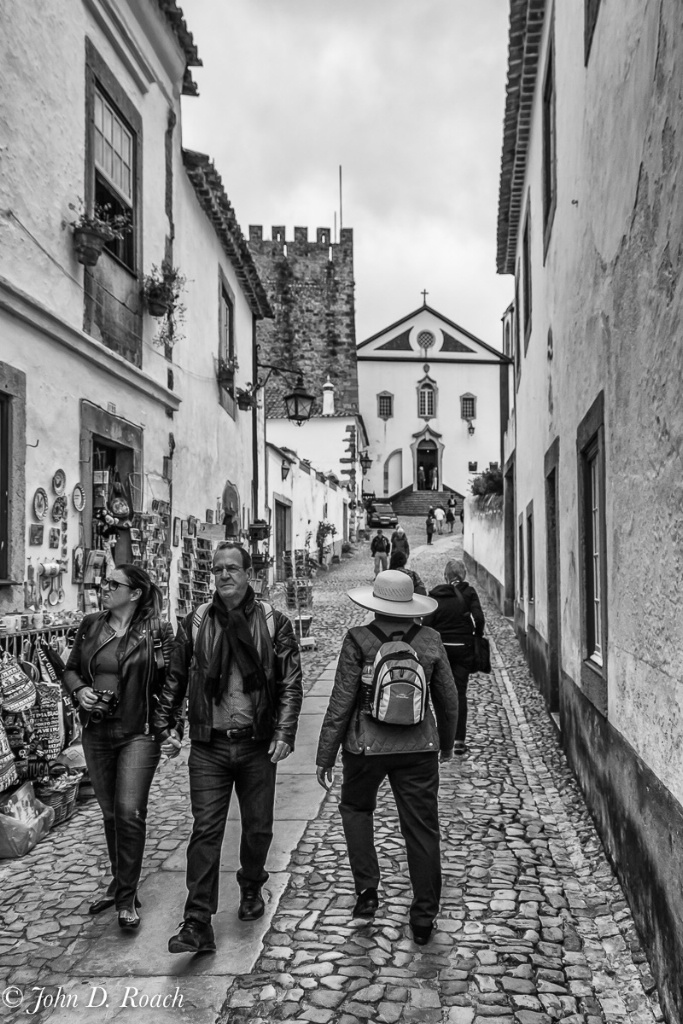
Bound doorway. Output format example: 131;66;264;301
274;499;290;581
417;440;438;491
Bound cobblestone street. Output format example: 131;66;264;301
0;521;664;1024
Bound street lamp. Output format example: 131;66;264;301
281;459;291;480
467;420;475;436
359;450;372;474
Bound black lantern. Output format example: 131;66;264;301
359;450;372;474
284;375;316;426
281;459;291;480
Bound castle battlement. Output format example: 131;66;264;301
248;225;353;252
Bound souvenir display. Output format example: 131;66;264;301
51;469;66;496
0;654;37;713
51;496;68;522
72;483;86;513
33;488;48;521
176;534;214;619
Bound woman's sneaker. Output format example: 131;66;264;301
453;740;467;756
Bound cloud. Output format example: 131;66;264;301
182;0;513;343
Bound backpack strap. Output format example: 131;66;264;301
366;621;421;647
259;601;276;640
366;622;388;645
191;602;212;645
401;623;422;647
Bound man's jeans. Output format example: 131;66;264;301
373;553;388;576
339;750;441;926
82;722;161;910
184;735;277;923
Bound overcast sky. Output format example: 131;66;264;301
181;0;513;348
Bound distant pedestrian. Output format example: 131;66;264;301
389;549;426;595
425;510;436;545
418;465;426;490
447;495;456;512
424;558;485;756
459;507;464;533
316;570;458;946
445;508;455;534
390;525;410;560
434;506;445;534
370;530;390;577
430;467;439;490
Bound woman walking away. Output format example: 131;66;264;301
389;549;426;595
424;559;485;756
63;565;174;930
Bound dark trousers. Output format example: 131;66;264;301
339;750;441;926
445;649;471;742
82;722;161;910
184;735;277;923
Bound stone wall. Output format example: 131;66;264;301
248;226;358;416
462;495;505;609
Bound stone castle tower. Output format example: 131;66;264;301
247;225;358;417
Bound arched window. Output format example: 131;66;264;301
418;383;435;418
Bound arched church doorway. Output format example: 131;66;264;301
416;439;438;491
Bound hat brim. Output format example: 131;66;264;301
347;586;437;618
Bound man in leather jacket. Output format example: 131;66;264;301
155;543;303;955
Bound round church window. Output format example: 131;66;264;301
417;330;435;351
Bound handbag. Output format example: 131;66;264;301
0;654;37;713
0;718;19;793
474;635;492;674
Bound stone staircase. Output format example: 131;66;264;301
391;487;463;517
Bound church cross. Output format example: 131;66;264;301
421;289;429;305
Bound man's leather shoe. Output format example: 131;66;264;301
168;918;216;954
411;921;434;945
238;886;265;921
90;892;141;915
352;888;379;918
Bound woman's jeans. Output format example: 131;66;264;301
82;722;161;909
184;735;277;923
340;750;441;926
445;649;471;742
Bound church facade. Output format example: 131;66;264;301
357;303;510;502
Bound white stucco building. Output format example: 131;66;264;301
357;303;510;504
0;2;270;623
466;1;683;1016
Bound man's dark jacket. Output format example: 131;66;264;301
370;534;390;555
423;582;485;644
154;594;303;747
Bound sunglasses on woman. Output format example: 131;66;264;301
101;579;132;592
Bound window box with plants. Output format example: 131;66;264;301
236;388;253;411
216;356;238;391
70;202;131;267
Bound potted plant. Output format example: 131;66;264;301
217;356;238;389
142;263;186;318
236;387;253;411
69;202;131;266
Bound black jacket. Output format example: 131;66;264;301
423;583;485;643
63;612;175;735
370;535;390;555
153;594;303;747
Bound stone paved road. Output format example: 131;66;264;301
0;521;664;1024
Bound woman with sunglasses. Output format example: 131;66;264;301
63;564;174;930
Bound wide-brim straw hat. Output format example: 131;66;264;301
347;570;437;618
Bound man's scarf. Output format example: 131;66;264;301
206;587;268;704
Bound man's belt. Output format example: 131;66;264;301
212;726;254;740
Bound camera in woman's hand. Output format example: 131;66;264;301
88;689;119;724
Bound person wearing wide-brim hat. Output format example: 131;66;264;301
316;570;458;947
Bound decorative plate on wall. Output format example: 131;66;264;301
51;496;68;522
33;488;49;521
52;469;66;496
72;483;86;513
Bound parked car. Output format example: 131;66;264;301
367;503;398;529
